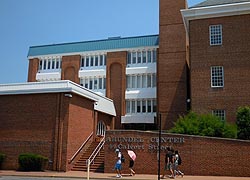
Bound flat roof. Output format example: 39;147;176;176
28;34;159;58
0;80;116;116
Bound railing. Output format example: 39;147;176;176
68;132;93;164
87;136;105;180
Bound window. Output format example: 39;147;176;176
81;54;106;68
137;52;141;63
127;52;131;64
39;57;61;71
212;110;225;121
80;77;106;90
210;25;222;45
126;73;156;89
132;52;136;64
211;66;224;87
125;99;156;114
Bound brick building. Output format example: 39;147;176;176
181;0;250;123
1;0;250;175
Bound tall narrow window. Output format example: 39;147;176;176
132;52;136;64
90;56;94;66
211;66;224;87
210;24;222;45
127;52;131;65
142;100;146;113
86;57;89;67
126;100;131;114
142;51;147;63
147;74;152;88
131;100;136;113
137;52;141;63
137;100;141;113
95;56;99;66
126;76;131;89
147;50;152;63
39;60;43;70
153;49;157;62
142;75;147;88
132;76;136;88
99;78;103;89
137;75;141;88
81;57;85;67
147;100;152;113
100;55;103;66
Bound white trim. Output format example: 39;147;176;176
181;2;250;34
0;80;116;116
121;113;156;124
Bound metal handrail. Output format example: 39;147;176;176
88;136;105;165
68;132;93;164
87;136;105;180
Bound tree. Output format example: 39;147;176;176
236;106;250;140
169;111;237;138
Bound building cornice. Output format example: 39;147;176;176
181;2;250;34
0;80;116;116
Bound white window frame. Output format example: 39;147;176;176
211;66;224;88
212;109;226;121
209;24;222;46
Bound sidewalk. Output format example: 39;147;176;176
1;170;250;180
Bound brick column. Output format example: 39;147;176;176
27;58;39;82
106;51;127;129
61;55;81;84
158;0;188;129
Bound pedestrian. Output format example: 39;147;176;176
127;149;136;176
161;147;175;179
174;150;184;177
129;156;136;176
114;148;122;178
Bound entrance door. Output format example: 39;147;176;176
96;121;106;137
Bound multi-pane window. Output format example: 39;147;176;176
212;110;225;121
81;54;106;68
209;25;222;46
80;77;106;90
126;99;157;114
126;73;156;89
127;49;157;65
39;57;62;71
211;66;224;87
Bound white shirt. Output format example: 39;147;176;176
117;152;122;164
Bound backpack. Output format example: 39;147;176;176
178;154;182;165
121;154;125;163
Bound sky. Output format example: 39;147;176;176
0;0;203;84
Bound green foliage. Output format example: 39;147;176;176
0;153;6;169
169;111;237;138
18;153;48;171
236;106;250;140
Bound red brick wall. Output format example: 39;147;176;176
158;0;188;129
27;58;39;82
106;51;127;129
104;130;250;177
189;14;250;123
66;94;95;170
0;93;60;170
61;55;81;84
0;92;108;172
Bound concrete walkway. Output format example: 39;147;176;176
1;170;250;180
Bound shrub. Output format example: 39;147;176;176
18;153;48;171
169;111;237;138
0;153;6;169
236;106;250;140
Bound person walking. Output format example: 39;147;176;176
161;147;175;179
174;150;184;177
127;149;136;176
114;148;122;178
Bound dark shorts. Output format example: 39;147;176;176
129;160;134;168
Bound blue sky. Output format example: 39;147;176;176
0;0;203;84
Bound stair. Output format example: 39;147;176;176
71;141;104;172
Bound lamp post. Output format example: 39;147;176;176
157;113;162;180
